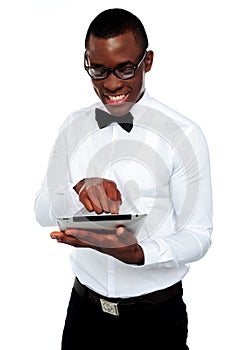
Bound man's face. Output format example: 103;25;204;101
85;32;153;115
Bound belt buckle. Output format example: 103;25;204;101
100;298;119;316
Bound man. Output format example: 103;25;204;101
34;8;213;349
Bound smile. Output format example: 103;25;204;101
105;93;129;105
108;94;125;101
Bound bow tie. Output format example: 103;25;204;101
95;108;133;132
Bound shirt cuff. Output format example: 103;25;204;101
139;238;179;268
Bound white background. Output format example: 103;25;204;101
1;0;246;349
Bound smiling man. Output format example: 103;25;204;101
34;8;213;350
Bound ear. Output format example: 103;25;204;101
145;50;154;73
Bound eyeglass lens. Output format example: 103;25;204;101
87;66;135;80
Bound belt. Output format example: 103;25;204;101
74;277;182;316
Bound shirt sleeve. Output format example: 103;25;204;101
34;124;82;227
139;124;213;267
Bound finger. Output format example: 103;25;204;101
80;190;103;214
50;231;63;239
108;190;122;214
79;190;94;212
117;189;122;205
66;229;98;241
104;180;117;200
66;229;118;248
52;231;88;247
57;235;84;247
79;180;102;213
87;187;103;214
65;229;88;236
96;184;110;213
80;196;94;212
105;182;121;214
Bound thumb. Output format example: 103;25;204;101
116;226;125;237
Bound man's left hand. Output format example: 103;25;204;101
50;226;144;265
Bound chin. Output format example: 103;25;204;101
105;102;134;116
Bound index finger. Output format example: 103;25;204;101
104;181;122;214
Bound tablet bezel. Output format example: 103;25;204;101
56;213;147;235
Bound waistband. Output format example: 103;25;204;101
73;277;182;316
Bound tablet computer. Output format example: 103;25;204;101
56;213;147;235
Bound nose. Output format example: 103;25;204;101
103;72;124;92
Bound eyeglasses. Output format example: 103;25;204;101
84;51;147;80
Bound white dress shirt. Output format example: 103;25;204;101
34;91;213;298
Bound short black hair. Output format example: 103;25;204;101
85;8;148;52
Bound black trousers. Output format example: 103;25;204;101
61;285;189;349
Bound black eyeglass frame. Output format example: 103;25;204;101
84;50;147;80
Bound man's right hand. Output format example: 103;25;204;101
74;177;122;214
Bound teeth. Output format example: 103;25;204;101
108;94;125;101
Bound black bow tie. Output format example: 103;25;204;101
95;108;133;132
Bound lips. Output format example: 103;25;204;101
104;93;129;105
